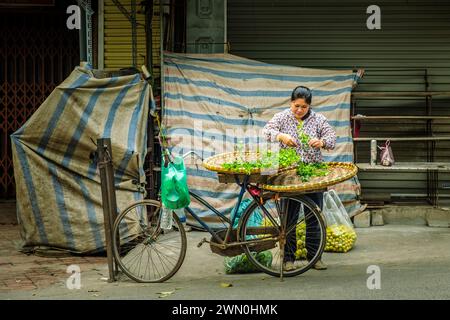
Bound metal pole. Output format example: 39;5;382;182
144;0;154;85
131;0;137;67
160;0;164;111
97;138;118;282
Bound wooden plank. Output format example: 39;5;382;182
357;162;450;172
352;91;450;97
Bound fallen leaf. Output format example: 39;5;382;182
92;294;99;297
88;290;99;293
157;291;174;298
157;291;174;295
220;282;233;288
100;277;109;281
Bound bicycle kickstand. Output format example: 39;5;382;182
197;237;209;248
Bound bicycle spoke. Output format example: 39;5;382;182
123;242;147;267
148;244;161;280
152;243;180;263
152;244;175;274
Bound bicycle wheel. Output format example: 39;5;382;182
112;200;187;283
238;194;326;277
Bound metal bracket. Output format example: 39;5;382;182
77;0;94;66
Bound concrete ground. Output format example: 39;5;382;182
1;217;450;300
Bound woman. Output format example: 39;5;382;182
263;85;336;271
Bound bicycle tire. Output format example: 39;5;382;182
112;200;187;283
238;194;326;278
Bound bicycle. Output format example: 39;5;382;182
111;150;328;283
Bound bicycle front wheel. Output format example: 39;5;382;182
112;200;187;283
238;194;326;277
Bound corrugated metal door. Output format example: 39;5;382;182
0;4;79;199
103;0;160;76
227;0;450;205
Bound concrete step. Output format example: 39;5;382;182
369;205;450;227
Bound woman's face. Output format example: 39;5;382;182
290;98;310;119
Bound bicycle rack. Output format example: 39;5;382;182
96;138;119;282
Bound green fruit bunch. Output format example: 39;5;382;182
324;224;357;253
295;222;308;259
295;222;357;256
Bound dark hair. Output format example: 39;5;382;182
291;86;312;104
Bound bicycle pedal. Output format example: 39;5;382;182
197;238;209;248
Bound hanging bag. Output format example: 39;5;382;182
161;155;191;210
378;140;395;166
322;191;357;253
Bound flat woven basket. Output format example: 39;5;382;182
203;151;295;175
261;162;358;193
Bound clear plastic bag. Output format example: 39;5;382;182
322;191;357;253
378;140;395;166
160;205;173;230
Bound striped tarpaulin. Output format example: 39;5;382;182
11;64;151;254
163;53;363;229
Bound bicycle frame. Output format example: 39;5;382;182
184;174;249;245
184;175;283;249
178;150;282;249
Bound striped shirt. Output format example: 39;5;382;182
263;109;336;163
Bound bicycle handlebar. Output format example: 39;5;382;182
182;151;204;161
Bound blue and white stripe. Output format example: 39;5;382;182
163;53;362;227
11;66;150;253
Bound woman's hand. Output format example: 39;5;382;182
308;138;324;149
277;133;298;147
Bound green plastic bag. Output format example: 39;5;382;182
161;155;190;210
224;251;273;274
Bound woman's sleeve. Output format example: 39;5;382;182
319;118;337;150
263;113;282;142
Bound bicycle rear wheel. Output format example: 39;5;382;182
238;194;326;277
112;200;187;283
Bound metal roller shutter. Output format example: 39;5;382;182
103;0;160;77
227;0;450;205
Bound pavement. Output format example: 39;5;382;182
1;211;450;300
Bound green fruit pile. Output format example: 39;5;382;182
324;224;357;253
294;222;357;256
295;222;308;259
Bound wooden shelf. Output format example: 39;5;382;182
357;162;450;172
353;137;450;142
352;116;450;121
352;91;450;98
351;86;448;207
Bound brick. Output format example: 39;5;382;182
426;210;450;228
354;210;371;228
371;211;384;226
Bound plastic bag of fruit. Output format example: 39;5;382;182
322;190;357;253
